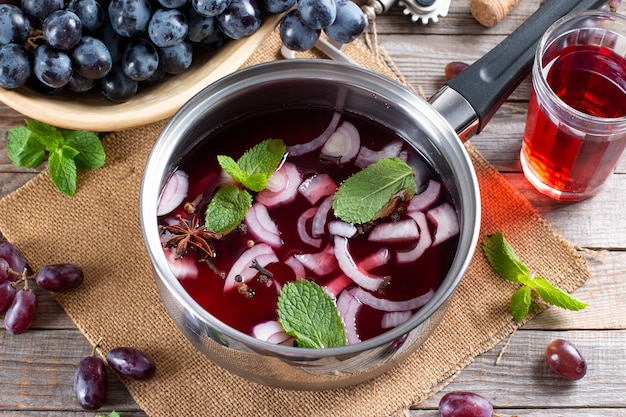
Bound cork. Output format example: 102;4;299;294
470;0;523;27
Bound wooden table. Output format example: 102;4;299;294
1;1;625;415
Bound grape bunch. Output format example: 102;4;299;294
0;240;84;335
0;0;367;103
75;341;156;410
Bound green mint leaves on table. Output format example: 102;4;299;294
7;120;105;197
333;157;417;224
96;412;120;417
482;232;587;322
205;139;286;234
277;279;346;349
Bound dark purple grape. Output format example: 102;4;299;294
108;0;152;37
159;0;188;8
0;257;9;282
323;0;366;44
439;391;493;417
297;0;336;30
68;0;105;34
0;4;30;46
258;0;296;14
33;43;74;88
71;36;113;79
0;241;27;281
279;9;320;52
67;71;98;92
35;263;84;292
74;355;107;410
21;0;64;26
444;61;469;81
148;8;188;47
158;40;192;74
99;21;128;64
4;287;37;335
217;0;261;40
545;338;587;380
106;346;156;380
43;10;83;50
192;0;230;17
185;5;217;43
100;64;138;102
0;43;31;89
0;280;17;314
122;37;159;81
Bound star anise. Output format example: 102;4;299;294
161;215;221;259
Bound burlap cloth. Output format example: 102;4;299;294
0;31;589;416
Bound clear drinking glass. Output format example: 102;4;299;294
520;10;626;201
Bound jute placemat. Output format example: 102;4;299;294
0;30;589;416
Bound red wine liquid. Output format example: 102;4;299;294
159;107;458;342
521;44;626;200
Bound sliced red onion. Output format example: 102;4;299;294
333;236;386;291
381;310;413;329
360;247;391;271
223;243;275;293
164;248;198;280
396;211;432;264
324;273;352;299
157;170;189;216
298;173;337;205
311;195;333;238
427;202;460;246
256;162;302;208
293;244;338;277
285;255;306;279
320;121;361;164
336;289;361;345
286;112;341;157
351;286;434;312
354;140;403;168
368;218;419;243
328;220;357;238
252;320;292;344
407;179;441;213
244;203;282;248
296;207;323;248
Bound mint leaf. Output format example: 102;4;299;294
277;279;346;348
25;119;64;151
528;275;588;311
96;412;120;417
217;155;246;184
204;184;252;234
332;157;417;224
48;148;77;197
6;126;46;168
237;138;285;192
482;232;530;283
510;285;532;322
63;129;105;169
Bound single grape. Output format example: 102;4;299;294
195;25;227;49
122;37;159;81
545;338;587;380
74;354;107;410
217;0;261;40
108;0;152;37
67;71;98;92
68;0;105;34
444;61;469;81
192;0;231;17
324;0;366;45
0;257;9;282
0;43;31;89
33;43;74;88
106;346;157;380
99;21;128;64
148;8;188;48
21;0;64;26
0;4;30;46
0;241;27;279
297;0;336;30
279;10;320;51
43;10;83;51
159;0;189;8
257;0;296;14
141;60;166;85
4;286;37;335
35;263;85;292
185;5;217;43
0;280;16;314
158;40;193;74
71;36;113;79
439;391;493;417
100;64;138;102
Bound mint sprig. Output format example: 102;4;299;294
204;184;252;235
277;279;346;349
332;157;417;224
7;120;105;197
482;232;588;322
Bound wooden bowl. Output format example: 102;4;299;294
0;14;282;132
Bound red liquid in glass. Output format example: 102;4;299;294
521;44;626;200
158;108;458;342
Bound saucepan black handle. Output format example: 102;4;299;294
429;0;609;140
